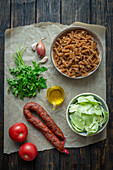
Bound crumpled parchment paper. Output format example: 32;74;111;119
4;22;106;154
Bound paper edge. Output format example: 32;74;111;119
5;21;106;33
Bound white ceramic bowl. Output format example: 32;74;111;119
66;93;109;136
50;26;103;79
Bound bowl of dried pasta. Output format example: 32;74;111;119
50;26;103;79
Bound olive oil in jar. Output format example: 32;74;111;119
46;86;65;110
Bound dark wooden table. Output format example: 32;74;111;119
0;0;113;169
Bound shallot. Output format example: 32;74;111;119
37;38;46;57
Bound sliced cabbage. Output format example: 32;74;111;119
77;96;102;105
69;96;108;135
69;104;80;113
71;121;83;132
70;111;85;131
86;122;99;135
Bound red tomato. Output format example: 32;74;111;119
19;142;38;161
9;122;28;142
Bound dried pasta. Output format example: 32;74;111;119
53;29;100;78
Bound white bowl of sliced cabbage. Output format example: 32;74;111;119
66;93;109;136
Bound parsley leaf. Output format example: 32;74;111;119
7;45;47;100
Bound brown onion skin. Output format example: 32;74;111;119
37;38;46;57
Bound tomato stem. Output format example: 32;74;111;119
25;155;28;158
19;133;23;137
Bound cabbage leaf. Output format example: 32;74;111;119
69;96;108;135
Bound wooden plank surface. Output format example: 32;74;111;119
0;0;10;169
90;1;113;170
105;0;113;169
61;0;90;24
0;0;113;169
11;0;35;27
36;0;60;23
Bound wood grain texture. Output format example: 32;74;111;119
61;0;90;25
11;0;35;27
59;148;79;170
34;150;59;170
0;0;10;169
105;0;113;169
9;152;34;170
90;0;113;170
36;0;60;22
59;147;91;170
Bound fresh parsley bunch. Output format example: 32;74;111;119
7;45;47;100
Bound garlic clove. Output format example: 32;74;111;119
31;43;37;52
39;56;48;64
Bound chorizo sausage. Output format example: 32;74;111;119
23;102;65;140
23;102;69;154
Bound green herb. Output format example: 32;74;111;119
7;45;47;100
